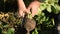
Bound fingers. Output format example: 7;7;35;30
22;12;25;17
32;6;38;17
27;1;40;17
19;10;25;17
19;10;23;16
25;9;30;14
25;5;32;14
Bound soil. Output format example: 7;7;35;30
15;18;36;34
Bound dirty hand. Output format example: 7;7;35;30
18;0;29;17
27;1;40;17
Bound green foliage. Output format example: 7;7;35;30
6;28;15;34
32;28;38;34
38;0;60;14
32;0;60;34
0;12;22;34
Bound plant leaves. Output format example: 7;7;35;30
7;28;15;34
40;3;46;10
46;4;51;13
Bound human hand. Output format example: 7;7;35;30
18;0;40;17
18;0;30;17
27;1;40;17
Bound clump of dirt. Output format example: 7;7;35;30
22;18;36;34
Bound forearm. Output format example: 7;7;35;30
18;0;26;10
18;0;39;10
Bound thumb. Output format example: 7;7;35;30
22;12;25;17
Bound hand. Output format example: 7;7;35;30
27;1;40;17
18;0;27;17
